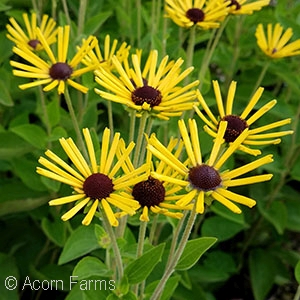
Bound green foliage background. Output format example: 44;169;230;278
0;0;300;299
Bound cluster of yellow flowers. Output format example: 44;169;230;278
7;0;297;227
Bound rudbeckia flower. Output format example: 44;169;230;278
116;138;190;222
6;12;57;51
82;34;131;71
10;25;98;94
194;80;293;155
227;0;270;15
255;23;300;58
148;119;274;214
37;128;149;226
165;0;230;29
94;50;199;120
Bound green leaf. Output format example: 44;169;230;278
249;249;276;300
295;260;300;284
210;201;246;225
72;256;113;280
0;131;33;159
175;237;217;271
0;196;49;217
41;217;67;247
201;216;246;242
286;198;300;232
59;225;100;265
0;253;19;300
124;243;165;284
46;99;60;127
0;79;13;106
11;157;47;192
84;11;112;36
145;275;181;300
10;124;47;149
29;263;72;291
258;200;287;234
65;281;110;300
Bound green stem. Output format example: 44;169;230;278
225;15;243;88
128;109;137;144
51;0;57;20
133;221;148;295
165;211;189;269
198;17;229;89
101;210;124;280
250;61;271;97
149;215;158;245
186;25;196;69
162;14;168;57
293;285;300;300
150;204;197;300
38;86;52;144
78;0;87;36
136;0;141;48
61;0;71;25
139;116;154;166
133;112;149;167
64;87;88;159
107;101;114;140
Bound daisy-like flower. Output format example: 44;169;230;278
116;138;190;221
227;0;270;15
82;34;130;71
37;128;149;226
148;119;274;214
94;50;199;120
164;0;230;30
10;25;98;94
255;23;300;58
6;12;57;51
194;80;293;155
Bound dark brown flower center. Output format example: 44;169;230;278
228;0;241;10
189;164;221;191
131;85;162;107
49;62;73;80
186;8;205;23
28;39;40;49
132;176;165;207
221;115;248;143
83;173;114;200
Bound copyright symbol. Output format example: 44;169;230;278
5;276;17;290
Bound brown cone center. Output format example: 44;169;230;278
49;62;73;80
132;176;165;207
83;173;114;200
189;164;221;191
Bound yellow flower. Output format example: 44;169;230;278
6;12;58;51
82;34;131;71
37;128;149;226
255;23;300;58
148;119;274;214
94;50;199;120
165;0;230;29
194;80;293;155
10;25;98;94
227;0;270;15
117;138;190;222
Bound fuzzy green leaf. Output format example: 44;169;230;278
295;260;300;284
249;249;276;300
176;237;217;271
72;256;113;280
59;225;100;265
124;243;165;284
201;216;246;242
10;124;47;149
